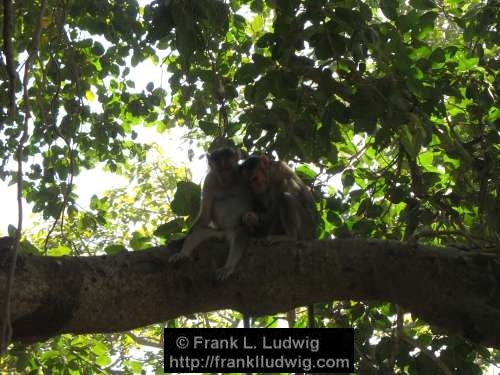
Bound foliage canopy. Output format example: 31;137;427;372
0;0;499;373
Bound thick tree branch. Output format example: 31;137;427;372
0;238;499;348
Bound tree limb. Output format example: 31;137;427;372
0;238;499;348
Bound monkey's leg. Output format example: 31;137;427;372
286;309;297;327
280;194;301;240
243;315;251;328
307;304;316;328
169;228;224;263
263;201;299;243
216;228;248;280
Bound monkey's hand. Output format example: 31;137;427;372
242;211;259;227
216;265;235;281
168;252;191;263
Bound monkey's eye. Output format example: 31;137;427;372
210;148;235;162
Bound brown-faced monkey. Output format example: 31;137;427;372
240;155;319;328
169;147;256;282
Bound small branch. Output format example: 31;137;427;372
388;305;404;370
414;229;494;246
66;348;108;374
0;0;17;355
2;0;16;117
354;343;379;371
126;332;162;349
401;334;453;375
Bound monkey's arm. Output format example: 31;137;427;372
191;173;216;229
250;199;279;235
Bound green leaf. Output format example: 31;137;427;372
199;121;219;135
92;41;105;56
104;244;127;255
154;218;185;239
85;90;96;102
48;245;71;256
429;47;445;63
15;351;30;371
95;355;112;367
250;0;264;12
93;341;108;356
327;210;343;226
359;2;372;21
7;225;18;238
418;150;434;169
458;56;479;71
387;186;408;204
406;76;433;98
397;11;420;32
352;219;375;234
326;197;343;212
250;14;264;33
235;63;258;84
20;240;40;255
341;170;355;190
129;231;151;251
354;116;377;133
295;164;317;184
420;11;438;28
127;360;142;373
380;0;398;20
400;125;420;159
171;181;201;217
327;100;350;124
410;0;436;10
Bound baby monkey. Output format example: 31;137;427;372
240;155;319;327
240;155;318;241
169;147;257;280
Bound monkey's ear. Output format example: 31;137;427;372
260;155;270;169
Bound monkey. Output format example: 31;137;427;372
169;147;258;282
239;154;319;328
240;155;319;241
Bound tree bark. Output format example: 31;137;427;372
1;238;499;348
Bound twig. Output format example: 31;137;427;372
0;0;17;355
126;332;162;349
2;0;16;116
388;305;404;370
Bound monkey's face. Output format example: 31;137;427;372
248;168;268;194
212;156;238;185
